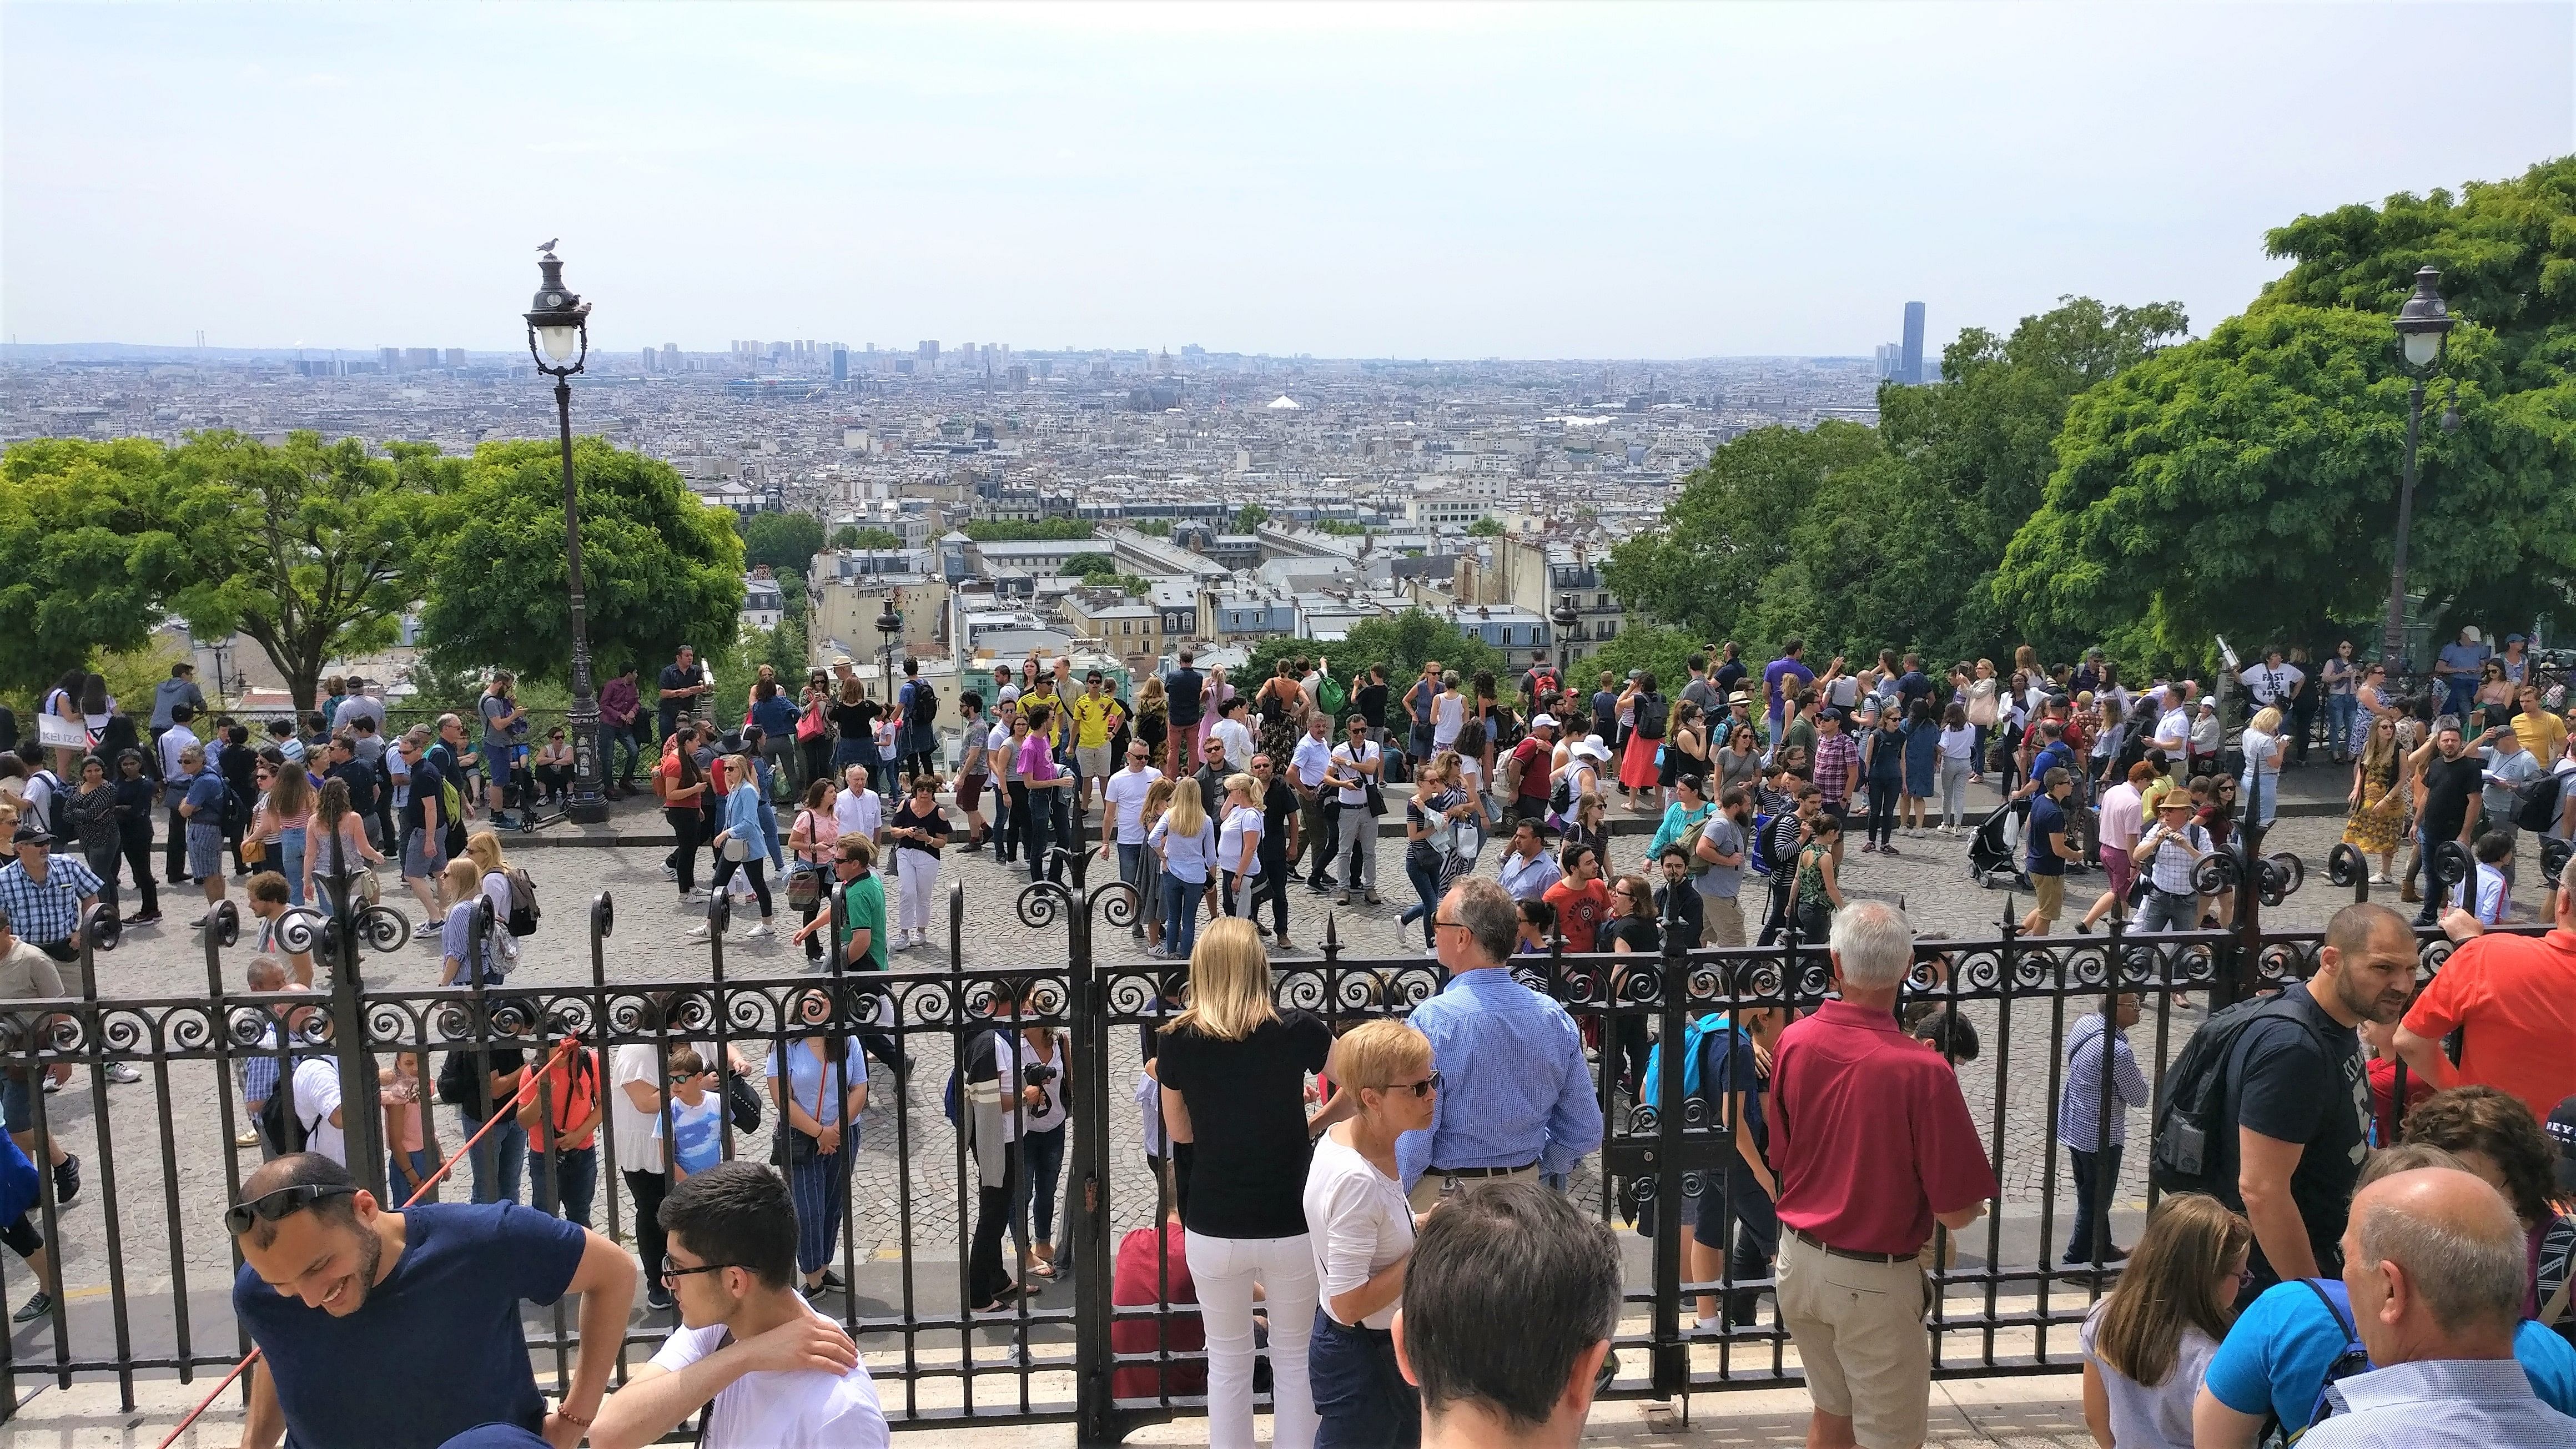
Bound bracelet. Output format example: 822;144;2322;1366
554;1405;594;1428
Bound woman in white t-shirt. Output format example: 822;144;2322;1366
1150;779;1219;960
1936;702;1979;834
2079;1193;2248;1449
1215;774;1264;922
1304;1019;1437;1445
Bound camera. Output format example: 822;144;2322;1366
1021;1061;1058;1120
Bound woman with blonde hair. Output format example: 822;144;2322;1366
1156;918;1330;1449
2342;714;2406;883
253;757;315;908
2080;1192;2248;1449
1136;777;1176;954
1216;772;1265;922
1303;1018;1435;1445
1150;777;1217;959
2237;705;2286;839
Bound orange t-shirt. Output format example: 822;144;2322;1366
2399;928;2576;1118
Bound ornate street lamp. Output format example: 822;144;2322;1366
2382;265;2457;679
1552;592;1579;679
524;246;609;824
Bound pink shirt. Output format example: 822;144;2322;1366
792;805;842;866
1018;736;1059;784
1771;1000;1999;1256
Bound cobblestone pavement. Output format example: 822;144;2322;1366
8;792;2538;1402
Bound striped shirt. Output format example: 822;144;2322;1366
2057;1013;2148;1151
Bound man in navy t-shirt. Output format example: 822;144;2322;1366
2021;767;2078;938
230;1153;636;1449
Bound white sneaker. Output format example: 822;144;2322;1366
743;923;776;940
685;923;711;941
107;1062;143;1085
411;920;440;940
661;864;678;882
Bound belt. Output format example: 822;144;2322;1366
1787;1224;1914;1265
1430;1161;1538;1180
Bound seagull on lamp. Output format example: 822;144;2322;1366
537;238;558;254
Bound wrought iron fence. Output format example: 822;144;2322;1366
0;833;2534;1440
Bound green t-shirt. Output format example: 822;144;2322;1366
835;873;888;972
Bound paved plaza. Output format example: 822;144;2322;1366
4;778;2549;1438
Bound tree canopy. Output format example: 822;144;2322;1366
964;518;1093;542
415;438;746;683
0;437;197;700
741;511;826;578
836;525;900;551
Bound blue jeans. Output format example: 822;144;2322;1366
1116;841;1149;895
458;1107;526;1205
1019;785;1056;883
277;827;306;907
392;1146;441;1205
1013;1124;1067;1256
1400;853;1443;947
2327;694;2358;755
609;722;642;784
2064;1144;2122;1264
1163;871;1204;958
1310;1309;1421;1448
529;1143;598;1229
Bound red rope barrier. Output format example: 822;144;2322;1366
154;1038;583;1449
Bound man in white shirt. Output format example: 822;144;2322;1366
1099;744;1162;903
1326;717;1382;907
1291;713;1340;893
590;1162;887;1449
832;765;882;847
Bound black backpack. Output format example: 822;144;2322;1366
1634;694;1669;741
259;1058;310;1150
435;1049;473;1106
500;867;541;938
2516;769;2567;833
906;681;938;728
2150;993;2330;1196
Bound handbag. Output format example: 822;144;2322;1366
795;702;827;743
724;1070;764;1132
786;863;825;913
721;833;752;864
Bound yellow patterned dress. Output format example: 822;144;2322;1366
2342;755;2406;855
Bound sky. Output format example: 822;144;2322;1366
3;2;2569;360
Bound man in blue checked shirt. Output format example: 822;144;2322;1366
1397;877;1602;1210
2057;992;2147;1266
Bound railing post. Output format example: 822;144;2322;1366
2225;831;2264;1004
326;864;388;1202
1648;896;1690;1400
1070;887;1126;1446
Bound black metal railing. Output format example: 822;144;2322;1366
0;831;2535;1439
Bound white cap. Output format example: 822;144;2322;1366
1530;713;1559;731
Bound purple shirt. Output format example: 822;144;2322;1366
1018;736;1058;783
1763;658;1815;720
597;677;639;726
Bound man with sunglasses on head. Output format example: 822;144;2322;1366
228;1151;637;1449
589;1161;886;1449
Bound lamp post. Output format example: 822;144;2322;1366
1552;592;1579;680
874;596;904;803
2382;265;2456;678
524;247;610;824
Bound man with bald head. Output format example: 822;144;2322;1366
2296;1166;2576;1445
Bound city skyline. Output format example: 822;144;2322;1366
4;3;2569;359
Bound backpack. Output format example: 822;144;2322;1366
500;866;541;937
1634;694;1669;741
435;1048;472;1106
2150;993;2332;1196
1316;675;1347;719
1681;812;1727;877
27;769;67;837
2516;769;2566;833
1747;812;1778;878
906;680;938;728
1638;1014;1729;1105
258;1058;315;1151
2275;1277;2371;1443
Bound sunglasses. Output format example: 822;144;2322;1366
668;1069;709;1084
1381;1071;1442;1099
224;1183;358;1236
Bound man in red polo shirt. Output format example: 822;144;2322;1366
1769;899;1996;1449
2394;874;2576;1119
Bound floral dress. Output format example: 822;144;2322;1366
2343;753;2406;855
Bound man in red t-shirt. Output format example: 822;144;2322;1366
1769;899;1996;1449
1505;715;1562;826
2394;876;2576;1119
1543;841;1609;953
1110;1212;1207;1402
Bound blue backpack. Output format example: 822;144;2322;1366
1746;813;1777;877
1638;1014;1730;1108
2277;1277;2372;1443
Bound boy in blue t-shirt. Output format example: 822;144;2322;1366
653;1048;726;1178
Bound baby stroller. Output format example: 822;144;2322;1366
1967;798;2031;891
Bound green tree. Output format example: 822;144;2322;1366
416;438;747;684
840;526;900;550
1133;518;1174;537
1315;519;1368;537
1232;504;1271;532
0;437;194;699
160;430;435;712
741;511;826;578
964;518;1094;542
1336;610;1500;687
1586;625;1700;701
1062;551;1118;577
1465;515;1504;537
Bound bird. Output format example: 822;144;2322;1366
537;238;557;253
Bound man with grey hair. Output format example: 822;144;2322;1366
1393;1180;1620;1447
1395;878;1602;1210
1770;900;1997;1449
2298;1166;2576;1446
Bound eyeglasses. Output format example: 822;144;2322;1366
660;1254;740;1284
1380;1071;1441;1099
223;1183;358;1236
1432;916;1467;932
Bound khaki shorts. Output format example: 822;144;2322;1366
1701;894;1745;948
1077;744;1111;779
1405;1163;1537;1212
1777;1230;1932;1449
2030;873;2065;921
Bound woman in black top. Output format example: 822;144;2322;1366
888;775;951;950
1601;874;1661;1097
661;728;709;898
110;749;160;923
1155;917;1330;1449
1353;667;1389;733
828;681;882;789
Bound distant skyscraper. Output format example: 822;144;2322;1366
831;346;848;382
1900;301;1925;385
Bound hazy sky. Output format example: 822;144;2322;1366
4;2;2568;359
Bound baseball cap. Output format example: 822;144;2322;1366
2506;633;2528;645
2548;1095;2576;1194
11;826;54;849
2198;698;2216;711
1530;713;1558;731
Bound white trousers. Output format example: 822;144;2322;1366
897;848;939;933
1185;1229;1319;1449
